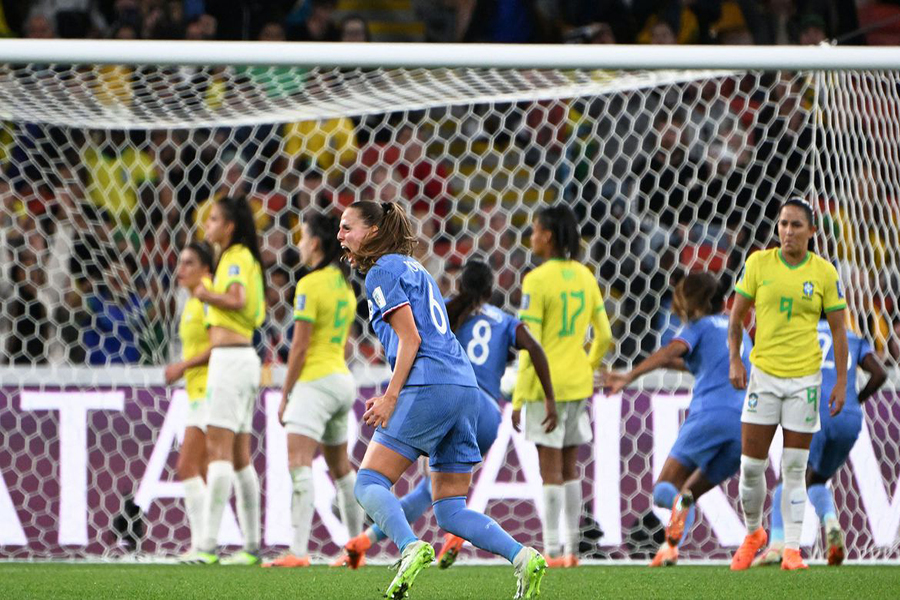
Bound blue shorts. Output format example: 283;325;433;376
475;389;501;456
372;383;482;473
669;410;742;485
808;410;863;479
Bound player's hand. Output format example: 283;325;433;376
729;358;747;390
278;393;289;426
603;371;630;395
164;362;185;384
192;284;210;302
512;409;522;432
542;400;558;433
829;384;846;417
364;392;398;429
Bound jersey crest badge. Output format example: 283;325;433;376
296;294;306;311
802;281;814;299
373;286;387;308
228;265;240;276
521;294;530;310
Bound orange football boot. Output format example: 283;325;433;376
781;548;809;571
730;527;767;571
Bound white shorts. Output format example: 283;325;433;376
524;399;592;449
184;396;209;432
283;372;356;445
205;346;261;434
741;368;822;433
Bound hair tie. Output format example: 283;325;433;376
380;201;393;213
789;196;814;211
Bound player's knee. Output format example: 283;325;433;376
432;496;464;533
740;455;767;484
781;448;808;481
354;468;391;504
652;481;678;508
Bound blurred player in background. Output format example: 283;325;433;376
192;196;266;565
605;272;751;566
754;318;886;567
335;260;556;570
263;213;363;568
164;241;215;561
729;198;848;571
339;201;547;600
513;205;612;568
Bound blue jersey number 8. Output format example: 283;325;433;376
466;319;491;365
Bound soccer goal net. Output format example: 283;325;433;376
0;41;898;562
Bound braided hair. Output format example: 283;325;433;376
536;204;581;260
446;260;493;332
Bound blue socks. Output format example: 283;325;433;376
771;483;785;543
354;469;417;552
433;496;523;563
653;481;678;509
808;483;837;523
370;477;434;543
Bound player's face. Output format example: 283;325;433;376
777;205;814;256
298;222;318;267
176;249;202;290
530;219;551;258
338;208;374;268
204;204;231;245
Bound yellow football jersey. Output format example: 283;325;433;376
205;244;265;339
292;265;356;382
735;248;846;378
513;259;613;407
180;295;210;402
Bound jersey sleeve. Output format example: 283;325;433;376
587;282;612;370
823;263;848;313
366;265;410;319
293;276;317;323
513;272;543;409
734;252;758;299
218;251;250;291
672;319;704;355
505;312;522;351
858;337;874;365
517;271;545;328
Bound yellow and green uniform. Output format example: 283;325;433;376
735;248;846;378
291;265;355;383
180;288;211;402
513;259;613;408
83;146;156;228
205;244;265;338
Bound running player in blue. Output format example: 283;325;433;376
604;272;752;566
754;319;886;567
338;201;547;600
335;260;556;571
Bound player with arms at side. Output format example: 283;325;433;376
729;197;848;571
164;242;215;561
263;213;364;568
192;196;267;565
339;201;547;600
336;260;557;570
513;205;612;568
754;318;886;567
604;272;751;566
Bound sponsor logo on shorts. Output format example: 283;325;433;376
802;281;814;299
747;392;759;412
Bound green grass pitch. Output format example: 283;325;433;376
0;564;896;599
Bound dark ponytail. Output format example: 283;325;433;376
347;200;417;274
217;196;264;271
446;260;493;332
305;211;349;280
186;240;215;273
536;204;581;260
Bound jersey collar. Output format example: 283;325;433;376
777;248;810;269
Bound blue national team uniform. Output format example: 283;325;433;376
808;321;873;478
669;314;752;484
455;304;521;455
366;254;482;473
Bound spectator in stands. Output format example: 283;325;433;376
457;0;558;43
4;258;49;364
647;20;678;44
340;14;370;42
54;279;89;364
561;0;631;43
286;0;339;42
798;13;827;45
82;258;144;365
282;116;359;174
395;125;452;217
260;267;294;363
23;12;55;38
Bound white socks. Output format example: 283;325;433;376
201;460;234;553
234;466;261;553
541;484;563;556
781;448;810;551
563;480;581;556
182;475;206;552
335;471;363;537
290;467;315;557
739;455;767;532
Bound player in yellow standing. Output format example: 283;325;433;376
728;198;848;571
192;196;267;565
513;204;613;568
264;212;364;567
164;241;215;561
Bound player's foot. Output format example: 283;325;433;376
330;552;367;568
437;534;465;569
781;548;809;571
262;553;310;568
751;542;784;567
185;551;218;565
826;520;845;567
384;540;434;600
666;492;694;546
343;532;372;570
544;555;567;569
514;547;547;600
220;550;261;566
730;527;767;571
561;554;579;568
649;543;678;567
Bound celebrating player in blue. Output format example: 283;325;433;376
754;319;886;567
336;260;556;571
604;272;751;567
338;201;547;600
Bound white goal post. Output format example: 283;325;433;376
0;40;898;563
